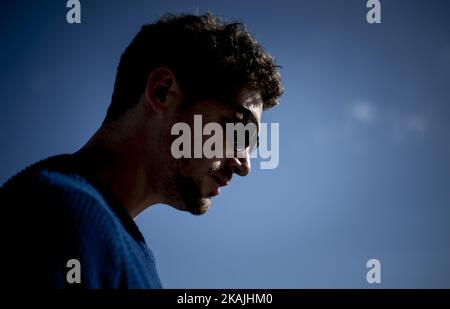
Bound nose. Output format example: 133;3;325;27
226;151;251;177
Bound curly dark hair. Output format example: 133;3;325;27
105;12;283;122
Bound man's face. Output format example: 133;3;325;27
167;91;263;215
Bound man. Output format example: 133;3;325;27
1;13;283;288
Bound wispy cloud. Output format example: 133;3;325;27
391;113;428;142
351;100;376;124
347;99;428;142
405;114;427;134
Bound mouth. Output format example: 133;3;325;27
209;175;230;197
212;175;230;187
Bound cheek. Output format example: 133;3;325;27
179;158;222;178
208;159;222;173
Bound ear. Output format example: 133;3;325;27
145;67;181;113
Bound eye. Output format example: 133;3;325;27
233;131;248;152
247;130;259;153
233;126;259;153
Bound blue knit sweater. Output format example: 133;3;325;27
0;155;162;288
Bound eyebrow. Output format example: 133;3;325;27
218;114;243;127
227;100;260;131
219;110;257;130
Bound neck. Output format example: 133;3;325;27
73;126;160;219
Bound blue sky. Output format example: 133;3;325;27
1;0;450;288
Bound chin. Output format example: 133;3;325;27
186;197;211;216
173;169;214;215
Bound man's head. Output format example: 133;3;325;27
102;13;283;215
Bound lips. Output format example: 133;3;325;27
209;175;230;197
211;175;230;187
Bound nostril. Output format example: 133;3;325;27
227;157;250;177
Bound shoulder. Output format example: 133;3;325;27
37;169;110;214
36;169;126;244
1;161;130;287
2;162;126;250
